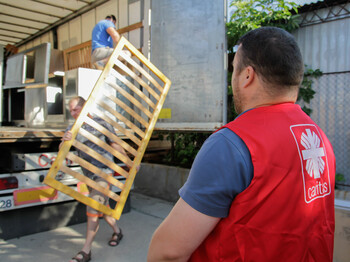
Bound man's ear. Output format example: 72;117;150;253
241;66;255;88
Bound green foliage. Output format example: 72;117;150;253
336;173;346;182
227;0;322;117
298;66;323;115
335;173;346;189
227;0;300;54
162;132;210;168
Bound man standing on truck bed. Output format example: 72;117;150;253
91;15;120;69
148;27;336;261
61;96;126;262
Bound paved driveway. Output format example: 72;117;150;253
0;193;174;262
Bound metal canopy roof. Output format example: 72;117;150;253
0;0;107;47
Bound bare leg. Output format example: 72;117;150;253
104;214;119;233
93;57;109;70
101;57;109;65
82;216;100;253
104;214;122;246
70;216;99;262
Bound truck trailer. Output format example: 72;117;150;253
0;0;227;239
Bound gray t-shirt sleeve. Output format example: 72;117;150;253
179;128;253;218
65;125;72;133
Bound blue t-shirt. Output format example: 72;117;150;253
179;128;253;218
92;19;115;51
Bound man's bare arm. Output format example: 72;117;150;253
106;27;121;44
110;142;127;157
147;198;220;262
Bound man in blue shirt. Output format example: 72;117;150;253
91;15;121;69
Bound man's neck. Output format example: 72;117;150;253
243;97;296;112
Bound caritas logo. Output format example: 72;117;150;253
290;124;331;203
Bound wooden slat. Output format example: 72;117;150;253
72;139;129;178
24;84;48;89
78;127;134;167
114;59;160;101
93;109;142;147
60;164;120;202
63;40;92;71
44;176;116;217
117;21;143;35
66;152;125;190
120;51;164;93
84;116;139;157
0;127;64;143
96;100;146;140
104;93;149;128
110;69;156;109
63;40;92;55
105;78;153;119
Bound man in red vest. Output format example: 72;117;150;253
147;27;336;262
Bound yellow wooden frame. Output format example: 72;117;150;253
44;37;171;220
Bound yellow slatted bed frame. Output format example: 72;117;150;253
44;37;171;220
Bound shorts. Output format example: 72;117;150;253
91;47;114;64
86;171;112;218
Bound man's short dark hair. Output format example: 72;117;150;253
69;96;86;107
237;27;304;90
106;15;117;22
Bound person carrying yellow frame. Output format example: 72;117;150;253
44;36;171;221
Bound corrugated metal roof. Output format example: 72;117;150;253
0;0;108;47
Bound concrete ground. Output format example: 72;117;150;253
0;192;175;262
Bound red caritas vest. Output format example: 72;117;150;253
190;103;335;262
